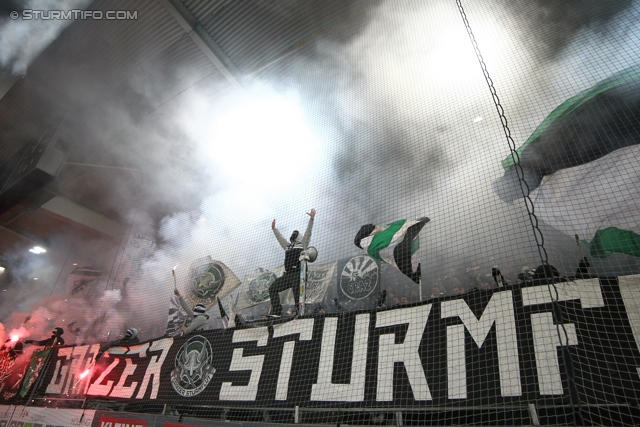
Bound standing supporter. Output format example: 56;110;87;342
268;208;316;317
174;289;209;334
430;286;445;299
96;328;140;359
24;328;65;347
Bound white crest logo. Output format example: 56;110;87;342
171;335;216;397
340;255;379;300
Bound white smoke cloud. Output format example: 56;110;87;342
0;0;92;75
2;0;640;340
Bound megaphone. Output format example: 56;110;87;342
301;247;318;263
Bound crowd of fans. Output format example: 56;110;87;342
235;260;573;322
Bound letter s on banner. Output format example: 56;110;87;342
219;327;269;401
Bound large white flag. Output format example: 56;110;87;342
282;261;337;306
496;65;640;258
183;256;242;309
234;262;337;312
234;265;286;312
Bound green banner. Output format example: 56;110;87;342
19;348;51;397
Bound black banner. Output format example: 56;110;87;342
17;276;640;408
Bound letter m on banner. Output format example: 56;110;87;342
441;291;521;399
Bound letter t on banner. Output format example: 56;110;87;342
272;319;314;400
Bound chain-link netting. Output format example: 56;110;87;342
2;0;640;425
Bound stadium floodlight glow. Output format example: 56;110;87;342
29;246;46;254
207;91;318;189
0;266;4;273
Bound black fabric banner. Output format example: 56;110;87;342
12;276;640;408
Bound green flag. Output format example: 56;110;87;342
495;64;640;258
19;348;51;397
587;227;640;258
354;217;429;283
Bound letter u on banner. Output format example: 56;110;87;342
311;314;370;402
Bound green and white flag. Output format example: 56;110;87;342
354;217;429;282
19;348;50;397
496;64;640;258
184;256;241;309
519;144;640;257
234;265;286;312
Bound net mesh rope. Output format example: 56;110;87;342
1;0;640;426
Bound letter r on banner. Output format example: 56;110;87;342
376;305;431;401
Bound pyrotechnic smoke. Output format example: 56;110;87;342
0;0;91;75
1;0;640;341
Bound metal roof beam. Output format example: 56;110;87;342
40;196;125;240
247;2;377;78
0;220;49;247
158;0;243;89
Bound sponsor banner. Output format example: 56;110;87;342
96;415;146;427
0;406;95;427
0;405;15;423
164;423;202;427
91;414;223;427
90;413;153;427
11;276;640;409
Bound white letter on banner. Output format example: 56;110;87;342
530;313;577;395
272;319;314;401
45;347;73;394
441;291;521;398
79;344;100;394
108;343;150;398
376;305;431;402
521;279;604;309
136;338;172;399
220;327;269;401
64;345;90;394
109;357;139;399
311;314;370;402
521;280;600;394
88;358;120;396
617;275;640;377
